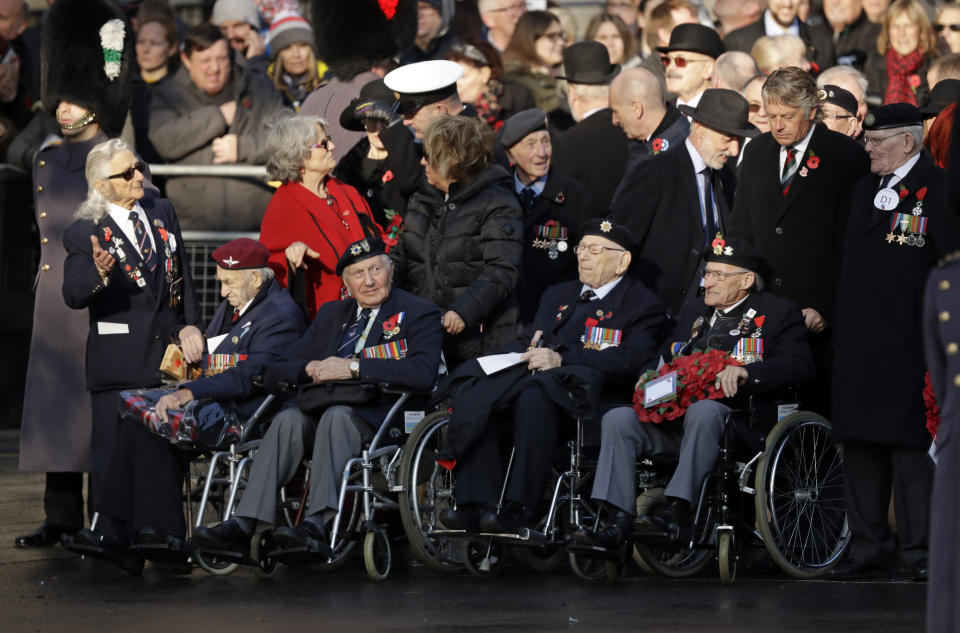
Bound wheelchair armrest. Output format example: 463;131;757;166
376;382;436;397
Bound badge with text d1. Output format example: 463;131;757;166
644;371;678;408
874;188;899;211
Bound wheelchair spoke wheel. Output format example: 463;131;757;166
568;551;607;581
717;529;736;584
398;411;466;574
463;539;505;577
634;502;714;578
255;530;279;579
363;529;392;581
755;412;850;579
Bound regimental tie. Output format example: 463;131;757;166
129;210;157;271
578;289;596;303
877;173;893;192
337;308;372;358
780;146;798;196
519;187;537;212
231;308;241;323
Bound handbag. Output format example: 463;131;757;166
298;380;378;416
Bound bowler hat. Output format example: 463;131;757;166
339;79;398;132
557;41;620;84
655;23;725;59
678;89;758;138
919;79;960;117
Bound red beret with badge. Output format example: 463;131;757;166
211;238;270;270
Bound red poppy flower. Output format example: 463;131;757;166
383;318;397;331
158;228;168;241
806;156;820;169
916;187;928;201
754;316;765;327
125;265;131;271
378;0;398;19
104;228;112;241
652;138;663;152
242;97;252;109
908;74;921;88
898;187;910;200
585;317;599;328
712;236;725;249
382;170;394;183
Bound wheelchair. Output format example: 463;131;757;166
396;407;608;579
569;393;850;583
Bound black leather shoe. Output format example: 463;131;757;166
634;498;690;542
826;559;895;581
15;523;77;548
479;502;537;535
192;519;251;555
438;504;484;532
571;511;634;549
62;529;144;575
273;521;332;557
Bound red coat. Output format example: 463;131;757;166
259;178;383;318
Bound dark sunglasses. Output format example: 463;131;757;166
311;138;332;151
107;161;145;181
935;23;960;32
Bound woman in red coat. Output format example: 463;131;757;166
260;115;384;318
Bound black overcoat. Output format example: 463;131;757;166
551;107;629;215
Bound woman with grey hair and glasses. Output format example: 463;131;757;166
259;115;384;319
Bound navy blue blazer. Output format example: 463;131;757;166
181;279;306;417
62;195;202;391
266;287;443;395
507;277;666;386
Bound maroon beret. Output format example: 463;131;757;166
211;238;269;270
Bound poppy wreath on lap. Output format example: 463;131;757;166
632;349;743;423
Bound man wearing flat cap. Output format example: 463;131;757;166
64;238;305;572
729;66;870;416
612;89;754;318
656;24;725;111
551;41;628;216
193;238;443;557
818;84;860;138
499;108;593;322
440;219;666;535
574;235;814;549
829;103;960;580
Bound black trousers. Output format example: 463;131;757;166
43;472;87;529
842;440;932;568
455;385;564;511
90;389;124;505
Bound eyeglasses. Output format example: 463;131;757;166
660;55;710;69
106;161;145;181
935;23;960;32
702;270;747;281
863;132;904;147
822;112;853;121
487;1;526;14
311;138;333;151
748;103;763;114
574;243;625;256
541;31;568;43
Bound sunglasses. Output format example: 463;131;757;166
107;161;145;181
935;23;960;32
311;138;333;151
748;103;763;114
660;55;709;68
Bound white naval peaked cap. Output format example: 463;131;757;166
384;60;464;114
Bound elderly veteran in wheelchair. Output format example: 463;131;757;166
439;219;667;535
192;238;443;558
573;236;815;549
64;238;305;572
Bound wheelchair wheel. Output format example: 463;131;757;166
463;539;506;577
363;529;392;581
717;529;736;584
194;550;241;576
398;411;465;574
254;530;279;579
634;502;715;578
568;551;607;581
631;546;656;575
754;412;850;579
605;559;627;583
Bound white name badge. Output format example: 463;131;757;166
404;410;425;434
874;188;899;211
97;321;129;335
644;371;678;408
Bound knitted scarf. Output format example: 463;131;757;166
475;79;505;131
884;47;925;105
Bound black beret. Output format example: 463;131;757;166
817;84;858;116
336;238;388;276
704;235;764;273
498;108;549;148
579;218;638;251
863;103;923;130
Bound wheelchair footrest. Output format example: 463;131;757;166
130;538;194;563
194;547;259;567
566;542;626;562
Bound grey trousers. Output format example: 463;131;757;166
235;405;363;525
590;400;731;513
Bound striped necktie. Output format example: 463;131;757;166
336;309;372;358
780;146;798;195
129;210;157;271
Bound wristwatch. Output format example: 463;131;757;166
349;360;360;379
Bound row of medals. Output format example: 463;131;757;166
877;186;926;247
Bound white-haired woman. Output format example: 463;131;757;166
259;115;384;319
61;138;201;570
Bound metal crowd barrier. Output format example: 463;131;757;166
182;231;260;323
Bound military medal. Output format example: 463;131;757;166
533;221;568;260
381;312;405;340
912;186;927;216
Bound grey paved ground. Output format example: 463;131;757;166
0;432;926;633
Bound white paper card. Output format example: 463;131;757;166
404;410;425;434
644;371;678;407
97;321;129;335
476;352;526;375
777;403;799;421
206;333;228;355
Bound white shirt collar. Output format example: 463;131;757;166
886;151;923;189
685;138;707;173
107;201;155;256
236;296;256;318
764;9;800;36
779;123;816;170
582;276;623;300
709;294;751;326
580;105;606;122
677;90;704;111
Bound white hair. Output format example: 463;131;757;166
816;65;869;95
75;138;137;224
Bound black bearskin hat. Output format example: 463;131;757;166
312;0;418;81
41;0;135;137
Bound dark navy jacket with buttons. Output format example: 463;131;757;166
62;194;202;392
